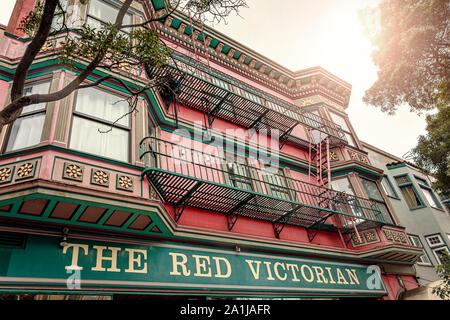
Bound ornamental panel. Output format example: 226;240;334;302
0;166;14;184
15;161;37;181
91;169;110;187
62;163;84;182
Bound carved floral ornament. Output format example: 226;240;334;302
0;166;13;183
117;175;133;191
92;169;109;186
383;228;408;245
329;151;338;161
350;229;379;246
63;163;84;181
16;162;35;180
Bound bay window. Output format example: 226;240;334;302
69;87;130;162
5;81;50;152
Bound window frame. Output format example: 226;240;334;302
3;80;51;153
414;175;443;210
328;110;357;148
394;174;425;210
359;177;393;224
431;246;450;265
68;85;132;163
425;233;445;248
86;0;133;35
407;234;432;266
380;175;399;199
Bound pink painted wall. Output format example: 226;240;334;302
6;0;36;38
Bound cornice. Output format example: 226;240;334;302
151;6;352;109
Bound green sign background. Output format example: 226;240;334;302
0;235;387;297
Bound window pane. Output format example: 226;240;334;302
329;112;350;132
373;202;392;223
381;177;396;197
228;163;252;191
361;178;384;201
70;116;129;162
344;132;356;147
6;113;46;151
75;87;129;127
22;82;50;114
331;177;355;195
87;0;132;32
421;187;439;208
51;0;68;31
400;185;422;208
263;169;291;200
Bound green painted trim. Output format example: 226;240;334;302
0;145;143;171
387;163;407;170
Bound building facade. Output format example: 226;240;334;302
0;0;429;300
362;142;450;295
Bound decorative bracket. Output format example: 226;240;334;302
272;204;302;238
208;92;231;126
305;212;335;242
225;194;256;231
173;182;202;222
279;122;299;149
248;109;269;138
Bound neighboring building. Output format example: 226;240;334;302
0;0;427;300
362;142;450;294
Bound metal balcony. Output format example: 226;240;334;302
140;137;391;239
145;53;347;149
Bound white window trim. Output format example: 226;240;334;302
432;246;449;265
425;234;445;247
408;235;432;266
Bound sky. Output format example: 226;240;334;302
0;0;430;159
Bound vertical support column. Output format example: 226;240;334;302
326;137;331;188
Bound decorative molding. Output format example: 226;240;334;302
382;227;410;245
350;229;380;247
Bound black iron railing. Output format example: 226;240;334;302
146;53;347;148
140;137;391;236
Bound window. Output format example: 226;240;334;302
51;0;68;31
360;178;393;223
262;168;291;201
69;87;130;162
86;0;132;34
408;235;432;265
394;175;424;209
227;163;253;191
432;247;450;265
328;111;356;147
414;176;442;209
5;81;50;152
331;177;364;223
380;176;398;198
425;234;445;247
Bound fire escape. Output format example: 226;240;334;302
141;15;392;241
